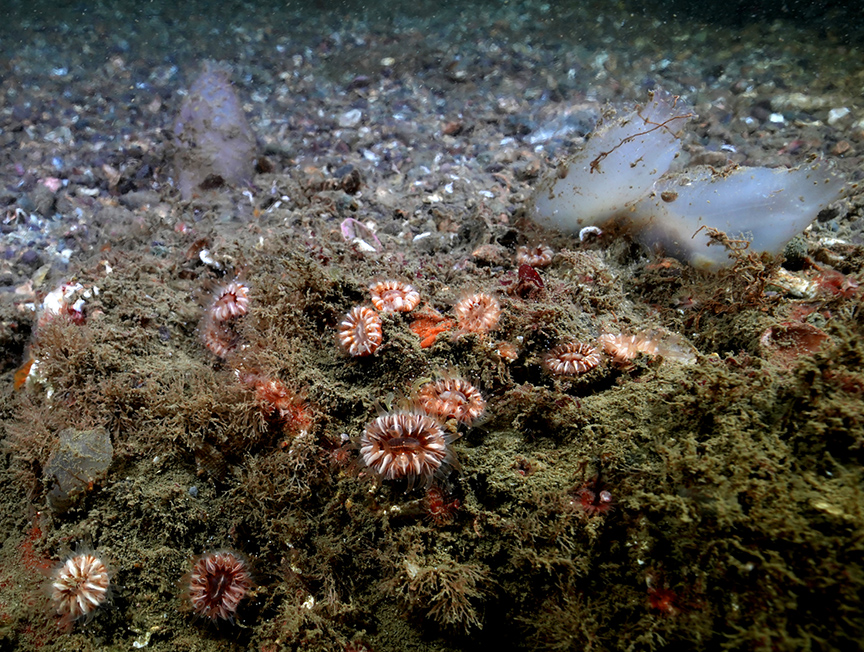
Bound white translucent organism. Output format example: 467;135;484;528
632;164;845;268
529;91;848;269
530;90;691;230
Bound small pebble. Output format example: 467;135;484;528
337;109;362;128
827;107;851;126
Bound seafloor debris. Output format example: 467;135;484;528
43;427;113;513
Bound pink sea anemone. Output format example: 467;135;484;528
360;412;460;490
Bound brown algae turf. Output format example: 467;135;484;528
0;210;862;652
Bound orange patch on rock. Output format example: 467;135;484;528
409;308;455;348
13;358;34;391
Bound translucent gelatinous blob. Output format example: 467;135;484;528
529;90;692;231
528;90;848;269
173;61;257;200
632;163;845;269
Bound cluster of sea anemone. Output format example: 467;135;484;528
359;374;486;490
50;548;254;628
543;330;696;377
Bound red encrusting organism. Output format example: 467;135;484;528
239;372;314;434
37;282;87;329
344;641;375;652
510;264;545;298
569;476;614;516
409;306;455;348
518;263;544;289
645;572;683;616
811;267;859;299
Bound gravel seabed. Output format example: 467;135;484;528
1;1;863;650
